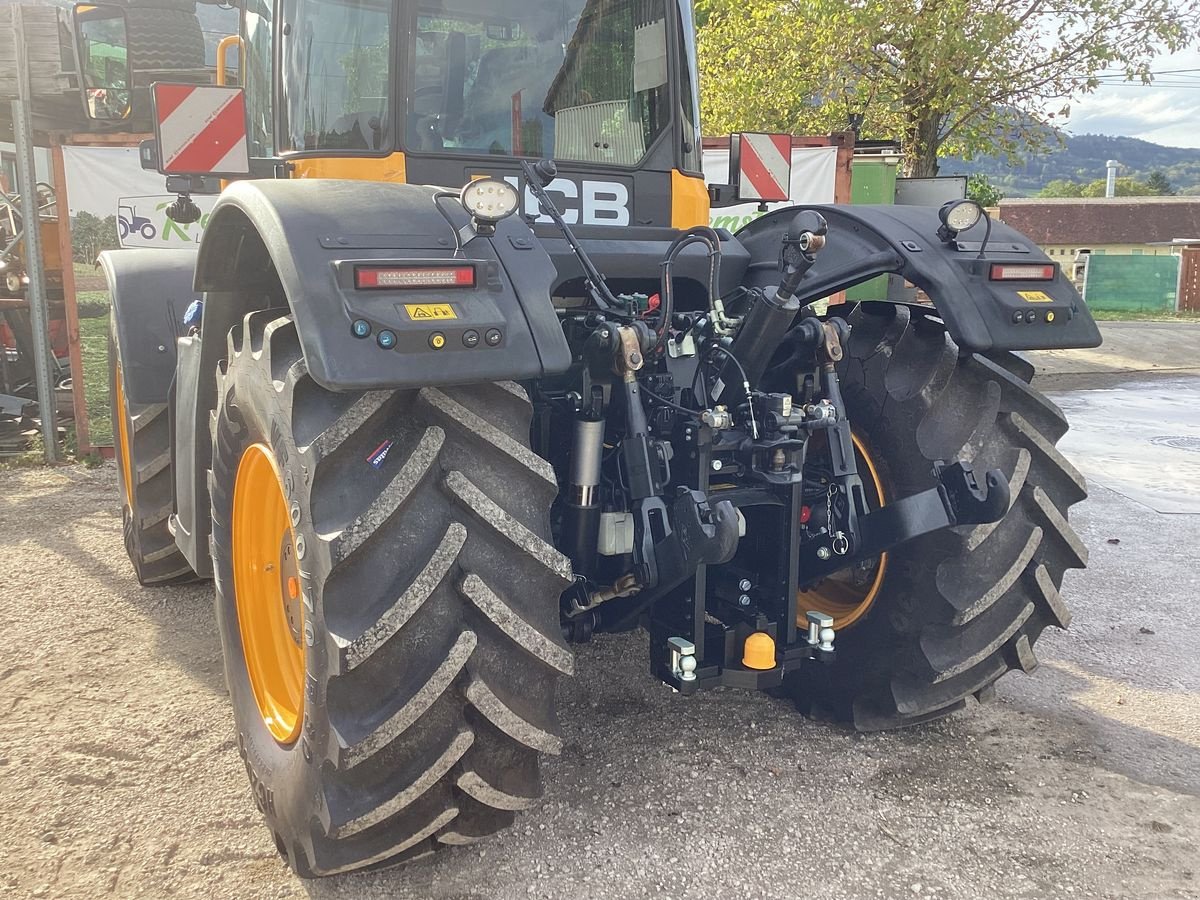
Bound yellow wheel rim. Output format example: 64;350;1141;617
114;360;134;504
232;443;305;745
797;433;889;631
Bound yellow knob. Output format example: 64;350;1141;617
1045;311;1056;323
430;333;446;349
742;631;776;670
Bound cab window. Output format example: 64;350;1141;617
406;0;671;166
278;0;393;152
243;0;274;156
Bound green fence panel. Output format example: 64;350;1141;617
1083;254;1178;313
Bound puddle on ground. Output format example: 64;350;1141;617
1046;376;1200;514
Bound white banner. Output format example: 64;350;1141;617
60;143;839;249
702;145;838;233
62;145;217;250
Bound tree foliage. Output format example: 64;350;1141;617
966;173;1003;207
1145;171;1177;196
1035;174;1182;198
1037;178;1084;198
1080;177;1153;198
71;212;119;263
697;0;1200;177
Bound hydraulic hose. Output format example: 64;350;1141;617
658;227;722;350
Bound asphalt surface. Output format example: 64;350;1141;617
2;345;1199;899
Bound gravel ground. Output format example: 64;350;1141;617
2;432;1198;899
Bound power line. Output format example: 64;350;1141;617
1089;82;1200;89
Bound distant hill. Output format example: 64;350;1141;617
941;134;1200;197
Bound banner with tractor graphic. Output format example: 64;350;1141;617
61;145;217;258
114;195;219;248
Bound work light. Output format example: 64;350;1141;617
937;199;984;241
461;178;520;224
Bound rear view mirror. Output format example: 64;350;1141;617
74;4;131;121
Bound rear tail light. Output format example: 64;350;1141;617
355;265;476;289
989;263;1055;281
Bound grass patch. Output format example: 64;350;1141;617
1089;308;1200;322
0;434;48;470
79;311;112;447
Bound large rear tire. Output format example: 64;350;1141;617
108;321;195;585
211;312;573;876
782;302;1087;730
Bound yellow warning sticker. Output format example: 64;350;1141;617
1017;291;1053;303
404;303;457;321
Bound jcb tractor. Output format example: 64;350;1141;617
80;0;1097;876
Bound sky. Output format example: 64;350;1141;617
1062;47;1200;149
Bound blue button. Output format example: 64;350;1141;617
351;318;371;338
377;330;397;349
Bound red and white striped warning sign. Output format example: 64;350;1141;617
152;83;250;176
732;133;792;202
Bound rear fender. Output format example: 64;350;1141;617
194;179;571;391
736;205;1102;353
97;248;200;406
98;248;210;576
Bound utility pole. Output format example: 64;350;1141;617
11;4;61;462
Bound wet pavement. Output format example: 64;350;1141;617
1046;375;1200;515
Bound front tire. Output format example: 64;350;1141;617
211;312;573;876
782;303;1087;730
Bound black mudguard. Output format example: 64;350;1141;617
194;180;572;391
97;248;201;406
736;205;1102;353
98;248;210;576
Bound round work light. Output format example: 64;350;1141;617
460;178;520;224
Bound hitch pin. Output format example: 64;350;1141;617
668;637;698;683
806;611;835;653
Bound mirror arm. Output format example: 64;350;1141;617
164;175;204;225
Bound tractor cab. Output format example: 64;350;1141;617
76;0;711;229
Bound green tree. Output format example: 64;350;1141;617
70;211;118;263
1080;177;1153;197
966;173;1003;207
1037;179;1084;198
1145;171;1177;196
697;0;1200;177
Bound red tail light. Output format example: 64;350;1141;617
989;263;1055;281
355;265;476;289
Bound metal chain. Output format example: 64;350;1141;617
826;483;835;537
